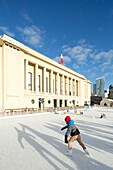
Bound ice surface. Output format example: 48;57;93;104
0;108;113;170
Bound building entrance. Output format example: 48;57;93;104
54;99;57;107
65;100;67;107
59;99;62;107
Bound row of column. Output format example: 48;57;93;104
24;59;80;97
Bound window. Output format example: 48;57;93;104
48;100;51;104
28;72;32;90
38;75;41;92
73;80;75;96
76;80;78;96
24;59;26;89
69;78;71;95
53;79;54;93
46;77;48;92
31;99;35;104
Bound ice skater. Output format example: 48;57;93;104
100;113;106;119
61;116;89;156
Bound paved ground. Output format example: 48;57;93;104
0;108;113;170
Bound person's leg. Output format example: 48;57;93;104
65;135;78;156
77;134;86;150
68;135;79;150
77;135;90;155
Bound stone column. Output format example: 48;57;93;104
67;77;69;96
78;81;80;97
25;59;28;90
43;67;46;93
62;74;64;95
35;64;38;93
70;78;72;96
57;73;60;95
50;70;53;94
74;79;76;96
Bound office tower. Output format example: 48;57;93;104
96;77;105;97
93;84;96;95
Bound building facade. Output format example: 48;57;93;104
108;84;113;99
96;77;105;97
104;89;109;98
0;35;91;112
93;83;96;95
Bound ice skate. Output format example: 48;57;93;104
65;149;72;156
84;149;90;156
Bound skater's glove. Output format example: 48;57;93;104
61;125;68;131
61;127;66;130
65;135;68;143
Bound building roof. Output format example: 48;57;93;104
0;34;91;83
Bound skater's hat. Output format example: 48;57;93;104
65;116;71;123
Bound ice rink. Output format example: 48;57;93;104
0;107;113;170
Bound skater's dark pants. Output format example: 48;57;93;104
68;134;86;150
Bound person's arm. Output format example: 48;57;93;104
61;125;68;143
64;126;71;143
65;125;72;136
61;125;68;131
61;125;72;143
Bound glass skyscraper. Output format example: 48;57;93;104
96;77;105;97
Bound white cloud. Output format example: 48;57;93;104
78;39;86;45
62;46;71;53
16;25;44;47
54;56;59;63
22;13;33;23
21;10;33;23
101;61;111;66
51;38;57;44
0;26;15;37
63;55;71;63
62;41;113;75
62;42;94;65
60;40;113;86
104;72;113;77
73;63;80;70
89;72;97;78
54;55;71;64
95;50;113;61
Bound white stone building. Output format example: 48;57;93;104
0;34;91;112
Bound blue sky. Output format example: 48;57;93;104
0;0;113;89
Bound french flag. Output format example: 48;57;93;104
60;53;64;64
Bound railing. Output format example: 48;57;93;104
3;106;83;116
